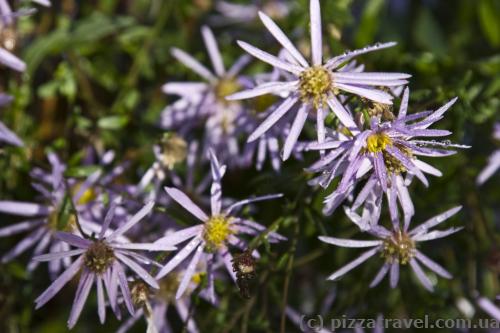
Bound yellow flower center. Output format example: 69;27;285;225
160;133;188;169
203;215;233;252
214;76;241;103
299;66;333;108
84;240;115;274
366;132;393;153
72;182;97;205
381;230;415;265
251;94;278;114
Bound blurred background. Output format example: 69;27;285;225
0;0;499;332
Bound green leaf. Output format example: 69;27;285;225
98;115;129;130
478;0;500;46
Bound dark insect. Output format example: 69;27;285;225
232;250;256;299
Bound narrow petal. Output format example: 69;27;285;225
237;40;302;75
257;11;308;67
2;228;47;262
113;242;177;251
369;263;390;288
0;48;26;72
107;201;155;241
68;270;95;329
0;219;44;237
389;262;400;288
0;201;50;216
96;277;106;324
55;232;92;249
176;245;203;299
115;252;159;289
155;237;202;279
412;227;463;242
409;258;434;292
310;0;322;65
282;104;309;161
33;249;86;262
415;250;452;279
226;80;298;101
326;247;379;280
171;47;215;82
326;42;397;69
201;26;225;76
115;262;134;315
477;297;500;321
334;83;393;104
410;206;462;236
247;96;298;142
164;187;208;222
35;256;84;309
226;193;283;214
154;225;203;246
398;87;410;120
326;95;357;129
318;236;382;248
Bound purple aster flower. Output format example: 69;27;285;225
308;88;469;215
33;200;176;329
477;122;500;185
135;133;192;201
117;269;205;333
319;206;462;292
153;150;285;302
0;153;126;275
226;0;410;160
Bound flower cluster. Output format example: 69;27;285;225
2;0;498;331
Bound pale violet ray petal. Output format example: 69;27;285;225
96;277;106;324
310;0;322;65
282;104;308;161
318;236;382;248
413;227;463;242
171;47;215;82
477;298;500;321
257;11;309;67
67;270;95;329
326;247;380;280
115;252;159;289
398;87;410;119
162;82;208;96
155;237;202;279
0;201;50;216
389;262;400;288
409;258;434;292
247;96;299;142
413;159;442;177
113;242;177;251
325;42;397;69
334;83;393;104
176;245;203;299
226;193;283;214
201;26;225;76
154;225;203;246
35;256;84;308
415;250;452;279
55;232;92;249
226;81;298;101
107;201;155;241
0;219;44;237
33;249;86;262
369;263;390;288
115;262;134;315
326;95;357;129
237;40;302;75
0;48;26;72
409;206;462;236
164;187;208;222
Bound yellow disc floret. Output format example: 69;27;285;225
203;214;233;252
299;66;333;108
366;132;393;153
160;133;188;170
381;230;416;265
214;76;241;103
